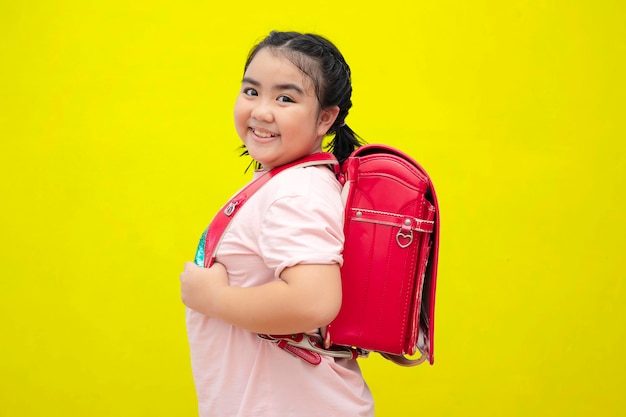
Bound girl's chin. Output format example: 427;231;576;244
245;149;275;167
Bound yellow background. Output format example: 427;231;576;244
1;1;625;416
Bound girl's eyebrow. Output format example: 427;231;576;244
242;77;304;95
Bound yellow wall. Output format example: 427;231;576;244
1;1;624;416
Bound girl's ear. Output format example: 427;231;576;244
317;106;340;136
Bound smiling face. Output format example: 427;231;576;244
234;48;339;170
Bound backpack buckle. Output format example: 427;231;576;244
396;218;414;248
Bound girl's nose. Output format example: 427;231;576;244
250;101;274;123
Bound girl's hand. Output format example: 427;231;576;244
180;261;228;316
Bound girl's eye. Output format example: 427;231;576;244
277;95;294;103
243;88;258;96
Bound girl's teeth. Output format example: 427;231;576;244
254;129;275;138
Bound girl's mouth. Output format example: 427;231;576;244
250;127;278;141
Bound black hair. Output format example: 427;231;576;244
240;31;364;168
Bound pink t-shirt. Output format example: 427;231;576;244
186;165;374;417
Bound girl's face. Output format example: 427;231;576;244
234;48;338;170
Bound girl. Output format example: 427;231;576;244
180;31;374;417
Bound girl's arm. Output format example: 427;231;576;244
180;261;342;335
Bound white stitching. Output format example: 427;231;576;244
350;208;434;225
350;217;433;233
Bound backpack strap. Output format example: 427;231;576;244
202;152;338;268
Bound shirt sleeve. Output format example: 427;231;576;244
259;192;344;279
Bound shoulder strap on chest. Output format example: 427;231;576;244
202;153;339;267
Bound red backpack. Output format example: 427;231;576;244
196;144;440;366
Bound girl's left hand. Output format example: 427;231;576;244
180;261;228;316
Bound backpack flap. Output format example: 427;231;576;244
359;145;440;366
326;144;439;366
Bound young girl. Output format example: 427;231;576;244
180;31;374;417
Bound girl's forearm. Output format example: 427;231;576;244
212;264;342;335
